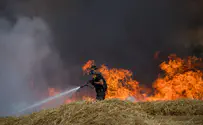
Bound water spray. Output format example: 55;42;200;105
16;87;80;114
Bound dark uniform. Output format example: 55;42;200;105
90;73;107;100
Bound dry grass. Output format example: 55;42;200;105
0;99;203;125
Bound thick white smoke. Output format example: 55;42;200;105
0;17;67;116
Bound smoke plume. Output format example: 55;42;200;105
0;17;69;116
1;0;203;116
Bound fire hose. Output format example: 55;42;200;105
79;80;94;90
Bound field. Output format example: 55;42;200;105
0;99;203;125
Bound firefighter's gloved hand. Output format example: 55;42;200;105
88;80;94;86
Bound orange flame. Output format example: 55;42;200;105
82;55;203;101
65;99;73;104
47;88;75;104
48;88;60;96
148;54;203;100
82;60;95;75
42;54;203;107
82;96;95;101
82;61;144;100
99;65;143;100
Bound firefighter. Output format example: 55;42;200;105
81;65;107;100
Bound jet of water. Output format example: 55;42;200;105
16;86;80;114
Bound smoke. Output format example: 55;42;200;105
1;0;203;116
44;0;203;85
0;17;70;116
3;0;203;84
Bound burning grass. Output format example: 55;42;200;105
149;54;203;101
1;55;203;124
1;99;203;125
39;54;203;106
82;55;203;101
